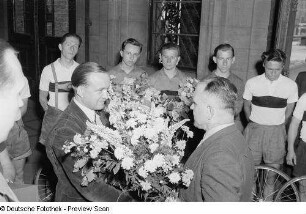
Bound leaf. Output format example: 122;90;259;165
113;163;121;174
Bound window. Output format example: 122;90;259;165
149;0;202;71
45;0;69;37
290;0;306;70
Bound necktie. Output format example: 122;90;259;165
95;113;103;125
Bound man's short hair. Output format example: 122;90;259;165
213;43;235;57
60;33;82;47
121;38;143;53
203;77;238;115
0;39;17;91
160;43;181;56
71;62;107;88
261;49;286;65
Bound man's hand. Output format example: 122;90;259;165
0;149;15;182
286;150;296;166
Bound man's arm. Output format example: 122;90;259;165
0;148;15;182
285;102;296;125
50;126;133;202
243;99;252;122
39;90;49;111
286;116;300;166
201;151;242;201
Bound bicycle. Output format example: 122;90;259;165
252;165;297;202
274;175;306;202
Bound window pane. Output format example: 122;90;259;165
290;0;306;72
54;0;69;37
150;0;202;71
14;0;25;33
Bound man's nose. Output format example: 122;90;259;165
18;96;24;108
222;60;228;66
101;90;108;99
191;104;194;110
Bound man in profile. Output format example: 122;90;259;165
46;62;134;202
0;39;27;201
180;77;254;201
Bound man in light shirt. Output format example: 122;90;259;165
243;49;298;200
45;62;133;202
180;77;254;202
108;38;146;84
39;33;82;145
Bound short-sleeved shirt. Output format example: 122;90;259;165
243;74;298;125
293;93;306;121
39;58;79;111
293;94;306;142
148;68;187;92
107;63;145;84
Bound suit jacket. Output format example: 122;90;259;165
180;125;254;202
46;99;132;202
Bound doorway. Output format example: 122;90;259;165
7;0;76;99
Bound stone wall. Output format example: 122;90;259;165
76;0;149;70
197;0;272;81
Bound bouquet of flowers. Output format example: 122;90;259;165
178;77;199;106
63;76;194;201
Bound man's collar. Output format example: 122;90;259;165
197;123;234;148
73;98;96;122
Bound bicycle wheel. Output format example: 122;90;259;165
252;165;292;202
34;166;57;202
274;176;306;202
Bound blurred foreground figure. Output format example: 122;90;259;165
0;39;27;201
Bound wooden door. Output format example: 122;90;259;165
7;0;76;99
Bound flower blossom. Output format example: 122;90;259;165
144;160;157;173
175;140;186;150
138;167;148;178
73;134;84;145
171;155;180;166
149;143;159;153
168;172;181;184
182;169;194;187
121;157;134;170
114;147;125;160
140;181;152;191
152;154;165;168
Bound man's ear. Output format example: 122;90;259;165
159;53;162;63
232;56;236;63
207;105;215;120
76;86;84;98
212;56;217;64
176;56;181;65
58;44;62;52
120;50;123;58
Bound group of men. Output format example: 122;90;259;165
0;32;303;202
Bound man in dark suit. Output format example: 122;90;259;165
46;62;133;202
180;77;254;202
